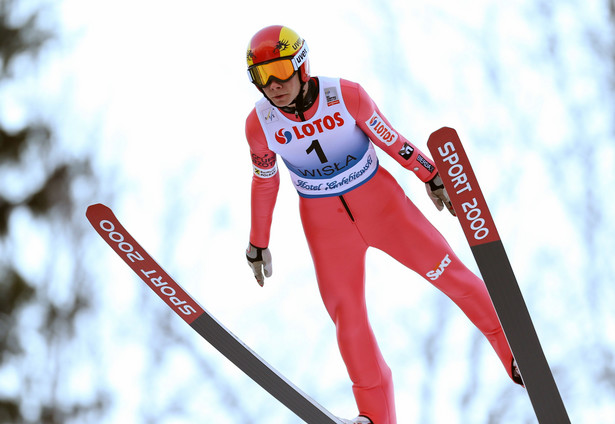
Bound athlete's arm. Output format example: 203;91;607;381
245;108;280;248
340;79;438;183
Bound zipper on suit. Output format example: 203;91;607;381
338;195;355;222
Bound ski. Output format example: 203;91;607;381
86;203;344;424
427;127;570;424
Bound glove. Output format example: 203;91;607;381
246;243;272;287
426;173;456;216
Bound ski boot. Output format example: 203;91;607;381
512;358;524;386
341;416;373;424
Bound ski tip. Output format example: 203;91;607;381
429;126;458;138
427;127;460;149
85;203;110;218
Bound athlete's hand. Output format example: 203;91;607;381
426;174;456;216
246;243;272;287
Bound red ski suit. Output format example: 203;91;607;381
246;77;514;424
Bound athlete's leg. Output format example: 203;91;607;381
299;195;396;424
345;168;514;379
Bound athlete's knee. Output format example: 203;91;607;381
431;264;486;297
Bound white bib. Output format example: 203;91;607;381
255;77;378;198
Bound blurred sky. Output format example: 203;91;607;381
4;0;615;422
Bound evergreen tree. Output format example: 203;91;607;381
0;1;102;422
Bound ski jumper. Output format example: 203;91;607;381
245;77;514;424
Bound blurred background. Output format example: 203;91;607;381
1;0;614;422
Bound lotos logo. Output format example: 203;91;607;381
275;112;345;145
426;254;452;281
366;111;398;146
275;129;292;144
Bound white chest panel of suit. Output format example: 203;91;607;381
255;77;379;198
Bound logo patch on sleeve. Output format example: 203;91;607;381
253;163;278;178
417;154;435;173
366;111;398;146
398;142;415;160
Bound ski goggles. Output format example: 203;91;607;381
247;43;309;88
